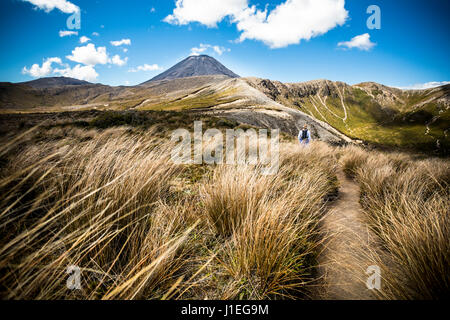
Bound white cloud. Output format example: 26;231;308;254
79;36;91;43
22;56;99;81
164;0;247;27
212;45;230;55
67;43;109;66
338;33;375;51
53;64;99;81
110;39;131;46
59;30;78;37
92;32;100;37
237;0;348;48
22;57;62;77
66;43;129;69
129;64;162;72
111;55;128;67
123;48;129;53
397;81;450;90
165;0;348;48
190;45;207;56
22;0;79;13
190;43;230;56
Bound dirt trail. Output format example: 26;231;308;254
315;170;378;300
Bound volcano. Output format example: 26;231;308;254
144;55;239;83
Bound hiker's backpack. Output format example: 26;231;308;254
301;130;309;140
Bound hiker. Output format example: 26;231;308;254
298;124;312;146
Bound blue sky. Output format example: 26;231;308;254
0;0;449;88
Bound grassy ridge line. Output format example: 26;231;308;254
288;87;448;153
244;78;449;154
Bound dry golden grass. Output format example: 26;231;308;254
199;142;338;299
1;122;448;300
339;145;369;178
0;127;197;299
0;126;338;300
341;146;450;299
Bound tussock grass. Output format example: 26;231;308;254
3;120;447;300
201;165;270;237
219;169;331;299
0;125;338;300
200;142;339;299
339;145;369;178
341;146;450;299
0;128;197;299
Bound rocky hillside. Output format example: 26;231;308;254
1;68;448;153
245;78;450;153
0;75;352;145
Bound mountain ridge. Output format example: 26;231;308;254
244;77;449;153
143;55;239;84
18;77;94;89
1;55;448;153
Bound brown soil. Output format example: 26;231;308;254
315;170;379;300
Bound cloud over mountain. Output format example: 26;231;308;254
165;0;348;48
397;81;450;90
129;64;162;73
22;57;62;77
53;64;99;81
191;44;230;56
66;44;109;66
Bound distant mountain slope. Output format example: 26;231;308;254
245;78;450;153
0;75;231;111
19;77;92;89
0;82;119;110
143;55;239;84
1;69;448;153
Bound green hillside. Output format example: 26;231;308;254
246;78;449;154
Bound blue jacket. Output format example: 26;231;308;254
298;129;311;142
